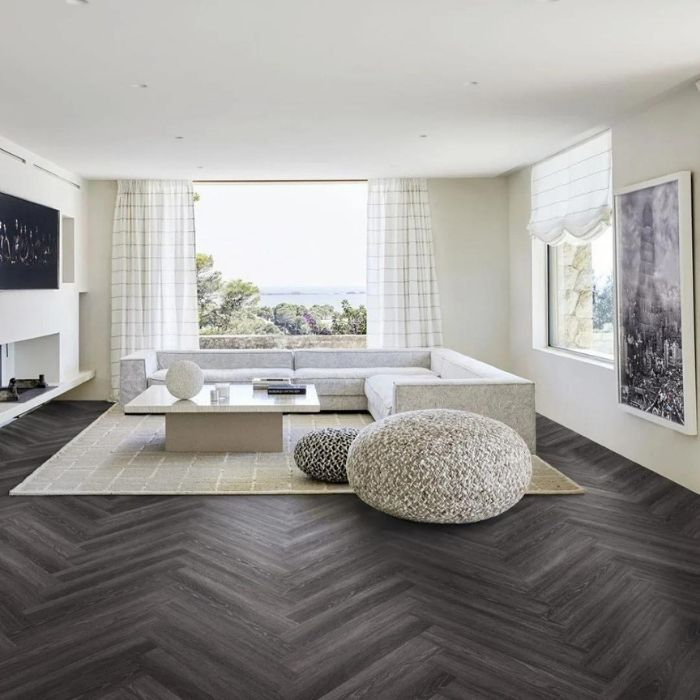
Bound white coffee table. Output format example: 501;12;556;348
124;384;320;452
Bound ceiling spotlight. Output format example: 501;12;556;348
419;134;428;139
131;83;148;89
175;136;184;140
65;0;89;5
467;80;479;86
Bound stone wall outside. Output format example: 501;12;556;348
554;243;593;350
199;335;367;350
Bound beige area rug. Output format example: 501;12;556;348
10;406;583;496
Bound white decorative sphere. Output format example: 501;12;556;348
165;360;204;399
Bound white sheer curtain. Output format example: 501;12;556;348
528;131;612;245
110;180;199;399
366;178;443;348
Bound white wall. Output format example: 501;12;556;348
429;178;510;367
508;84;700;494
68;180;116;399
0;135;87;388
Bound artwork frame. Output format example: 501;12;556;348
614;171;696;435
0;191;60;290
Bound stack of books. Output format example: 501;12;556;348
252;377;292;390
267;383;307;396
252;377;307;395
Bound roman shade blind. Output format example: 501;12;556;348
528;131;612;245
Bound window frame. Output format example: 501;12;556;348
192;179;369;347
542;234;615;365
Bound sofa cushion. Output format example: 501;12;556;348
431;348;521;381
149;368;294;384
364;374;437;416
364;377;393;421
294;367;435;396
438;360;483;380
157;350;294;370
294;349;431;370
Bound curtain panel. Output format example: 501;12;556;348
528;131;612;246
110;180;199;400
366;178;443;348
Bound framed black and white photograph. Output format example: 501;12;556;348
0;191;60;290
614;171;696;435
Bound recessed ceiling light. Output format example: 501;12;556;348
197;166;204;169
131;83;149;89
419;134;428;139
65;0;89;5
175;136;184;140
467;80;479;86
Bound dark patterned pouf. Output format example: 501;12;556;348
293;428;360;483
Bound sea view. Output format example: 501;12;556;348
259;287;366;310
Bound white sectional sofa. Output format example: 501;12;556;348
120;347;535;451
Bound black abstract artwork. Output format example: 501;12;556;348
616;177;693;431
0;191;59;289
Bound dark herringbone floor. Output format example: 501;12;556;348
0;401;699;699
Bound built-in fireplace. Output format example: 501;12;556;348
0;334;59;403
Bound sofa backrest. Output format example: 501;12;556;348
157;350;294;370
431;348;527;382
294;349;432;369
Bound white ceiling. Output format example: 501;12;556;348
1;0;699;180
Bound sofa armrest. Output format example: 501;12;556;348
430;348;448;374
120;350;158;405
393;379;536;453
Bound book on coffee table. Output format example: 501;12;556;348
252;377;292;390
267;384;307;395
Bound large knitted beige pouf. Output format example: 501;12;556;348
346;409;532;524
